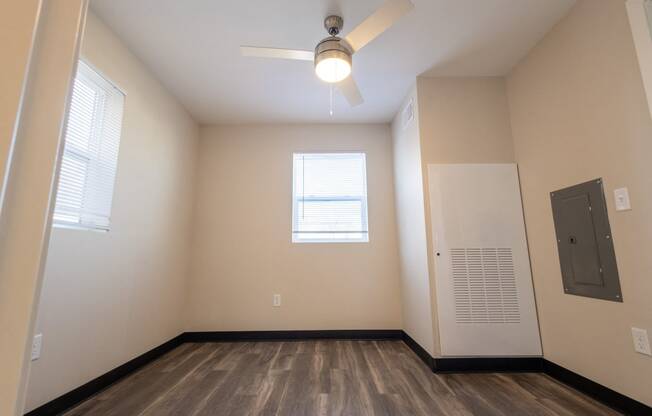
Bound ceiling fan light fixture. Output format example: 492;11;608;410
314;37;352;83
315;51;351;83
240;1;415;108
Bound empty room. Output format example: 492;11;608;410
2;0;652;415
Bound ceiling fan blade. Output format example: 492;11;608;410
344;0;414;52
337;76;364;107
240;46;314;61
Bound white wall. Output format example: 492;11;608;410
25;12;199;411
185;124;403;331
390;88;436;355
508;0;652;406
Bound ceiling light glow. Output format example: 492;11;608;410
314;38;352;83
315;51;351;83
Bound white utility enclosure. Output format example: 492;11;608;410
428;164;542;357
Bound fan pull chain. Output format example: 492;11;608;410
329;84;334;116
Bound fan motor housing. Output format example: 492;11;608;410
314;37;352;68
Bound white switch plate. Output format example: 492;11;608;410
31;333;42;361
614;187;631;211
632;327;651;356
273;294;281;307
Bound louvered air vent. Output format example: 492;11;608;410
402;98;414;129
451;248;520;324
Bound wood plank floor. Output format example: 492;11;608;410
64;341;620;416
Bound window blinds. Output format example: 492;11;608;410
292;153;369;242
53;61;124;230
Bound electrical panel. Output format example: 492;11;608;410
550;179;622;302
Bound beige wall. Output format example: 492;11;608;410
415;76;517;355
0;0;41;211
12;0;652;410
391;87;436;355
185;124;402;331
0;2;87;414
417;77;516;165
25;12;199;411
507;0;652;406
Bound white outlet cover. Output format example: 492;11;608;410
632;327;651;356
614;187;632;211
31;333;42;361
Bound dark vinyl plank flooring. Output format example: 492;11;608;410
63;340;620;416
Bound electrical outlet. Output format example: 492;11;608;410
614;187;632;211
31;333;42;361
631;327;651;356
273;294;281;307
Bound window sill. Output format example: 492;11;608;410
52;222;109;233
291;237;369;244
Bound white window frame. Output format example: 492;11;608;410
52;60;125;231
291;152;369;244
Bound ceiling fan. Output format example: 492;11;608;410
240;0;414;108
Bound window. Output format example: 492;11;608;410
292;153;369;243
53;61;124;230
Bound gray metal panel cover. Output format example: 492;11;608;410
550;179;622;302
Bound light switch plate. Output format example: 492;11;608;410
632;327;651;356
273;294;281;307
31;333;42;361
614;187;631;211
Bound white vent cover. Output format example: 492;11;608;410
401;98;414;129
451;248;520;324
428;163;542;357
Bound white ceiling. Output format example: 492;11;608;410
91;0;575;124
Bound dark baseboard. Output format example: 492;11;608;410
433;357;544;373
399;332;541;373
24;330;651;416
25;334;185;416
398;335;651;415
25;330;401;415
183;329;403;342
543;359;651;416
401;331;435;370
